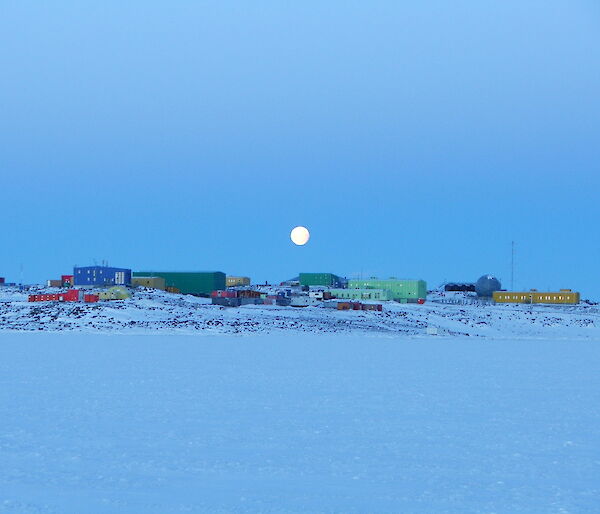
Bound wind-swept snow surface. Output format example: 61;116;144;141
1;333;599;513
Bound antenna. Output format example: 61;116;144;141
511;241;515;291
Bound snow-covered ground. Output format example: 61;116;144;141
1;332;599;513
1;287;599;339
1;288;599;511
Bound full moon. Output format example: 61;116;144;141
290;226;310;246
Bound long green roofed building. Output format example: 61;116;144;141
330;288;393;301
133;271;225;296
347;278;427;303
299;273;343;288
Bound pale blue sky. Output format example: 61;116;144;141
1;1;599;297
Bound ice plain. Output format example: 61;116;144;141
1;330;600;513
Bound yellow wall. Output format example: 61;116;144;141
493;291;580;305
132;277;166;290
226;276;251;287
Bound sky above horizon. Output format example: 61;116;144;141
1;1;599;297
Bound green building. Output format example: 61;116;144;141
347;279;427;303
299;273;343;287
133;271;225;296
330;288;393;301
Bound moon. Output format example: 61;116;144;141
290;226;310;246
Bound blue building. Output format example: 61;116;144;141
73;266;132;287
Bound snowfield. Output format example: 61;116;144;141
1;288;600;512
1;333;599;513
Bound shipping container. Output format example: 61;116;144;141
74;266;132;287
290;296;321;307
134;271;225;296
46;280;63;288
212;297;241;307
63;289;82;302
84;294;100;303
241;298;262;306
264;295;291;306
165;286;181;294
237;290;261;298
211;290;237;298
132;276;166;290
0;277;5;285
361;303;383;311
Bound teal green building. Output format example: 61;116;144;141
347;279;427;303
330;288;393;301
133;271;225;296
299;273;343;288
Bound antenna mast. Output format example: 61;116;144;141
511;241;515;290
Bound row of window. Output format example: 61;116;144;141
338;293;385;299
496;294;574;301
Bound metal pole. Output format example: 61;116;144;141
511;241;515;291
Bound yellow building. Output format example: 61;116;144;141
226;276;251;287
493;289;580;305
132;276;166;290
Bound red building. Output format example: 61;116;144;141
29;289;83;302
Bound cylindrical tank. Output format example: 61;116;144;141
475;275;501;297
